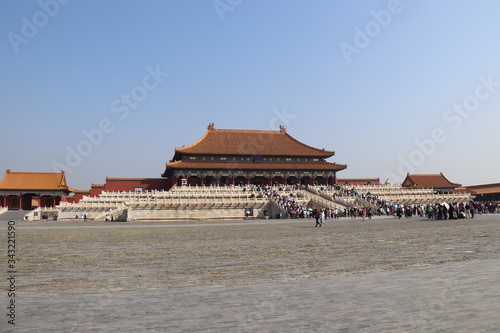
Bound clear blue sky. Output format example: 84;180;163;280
1;0;499;190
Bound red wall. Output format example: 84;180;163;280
338;179;380;186
62;191;90;204
104;178;171;192
90;185;106;197
61;178;172;203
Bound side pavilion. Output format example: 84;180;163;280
402;173;461;193
162;123;347;187
0;170;72;210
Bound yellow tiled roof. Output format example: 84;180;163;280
0;170;69;191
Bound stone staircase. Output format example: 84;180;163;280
305;189;346;210
308;186;358;208
92;205;128;222
353;197;380;211
0;210;29;221
270;199;291;218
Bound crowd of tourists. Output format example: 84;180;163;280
422;201;498;220
314;185;500;221
273;193;309;219
246;184;274;198
272;192;340;220
342;201;500;219
316;184;387;208
243;183;499;222
275;201;499;221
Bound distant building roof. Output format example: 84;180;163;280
174;124;334;157
466;183;500;195
402;173;461;189
72;190;91;194
0;170;70;191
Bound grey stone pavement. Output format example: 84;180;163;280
3;258;499;332
1;214;500;332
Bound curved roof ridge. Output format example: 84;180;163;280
283;131;334;156
175;129;212;152
213;128;279;133
6;170;64;175
437;172;461;186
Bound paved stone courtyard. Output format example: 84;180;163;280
1;214;500;332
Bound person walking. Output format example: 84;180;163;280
314;209;321;227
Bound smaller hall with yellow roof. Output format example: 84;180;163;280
0;170;72;210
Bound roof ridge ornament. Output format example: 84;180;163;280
207;122;215;130
279;125;286;133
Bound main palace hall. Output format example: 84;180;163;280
162;123;347;187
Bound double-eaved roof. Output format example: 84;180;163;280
165;125;347;175
0;170;71;192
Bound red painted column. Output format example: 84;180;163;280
231;177;235;185
200;177;205;186
53;196;57;207
246;177;250;185
2;196;5;207
19;194;23;210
